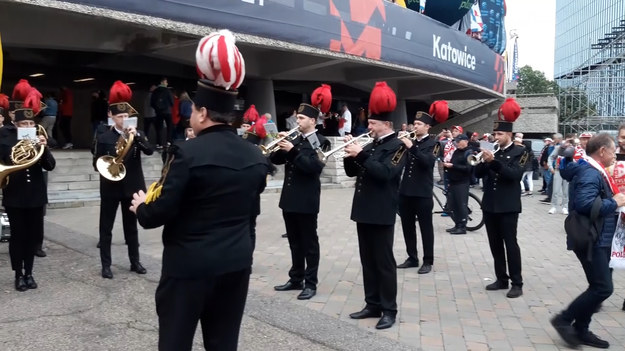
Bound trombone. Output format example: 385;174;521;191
317;132;373;163
259;126;300;156
467;142;500;166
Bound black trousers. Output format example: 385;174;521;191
448;182;469;227
7;206;44;275
156;268;250;351
157;113;174;144
249;215;257;253
283;211;319;289
99;197;140;268
484;211;523;287
144;116;163;146
398;195;434;264
60;115;72;143
356;223;397;315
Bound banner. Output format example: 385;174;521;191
63;0;504;94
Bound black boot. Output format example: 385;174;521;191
449;226;466;235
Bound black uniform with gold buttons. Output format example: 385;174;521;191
398;114;437;270
475;103;526;297
1;87;55;291
270;103;328;294
344;82;406;328
92;81;153;278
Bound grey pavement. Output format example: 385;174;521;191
2;181;625;350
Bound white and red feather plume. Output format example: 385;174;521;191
498;98;521;122
311;84;332;114
429;100;449;123
369;82;397;114
195;30;246;90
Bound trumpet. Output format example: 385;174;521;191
259;127;300;156
96;129;135;181
317;132;373;163
467;142;500;166
397;130;417;141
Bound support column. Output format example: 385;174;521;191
391;98;407;130
245;79;276;121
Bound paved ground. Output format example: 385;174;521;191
3;180;625;350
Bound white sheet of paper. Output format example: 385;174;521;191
107;117;114;126
17;127;37;140
479;140;494;151
123;117;138;129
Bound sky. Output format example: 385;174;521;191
503;0;556;79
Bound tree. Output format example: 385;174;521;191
516;66;554;94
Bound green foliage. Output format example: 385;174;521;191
517;66;554;94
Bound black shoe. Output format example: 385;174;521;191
350;307;382;319
24;275;37;289
15;276;28;292
35;248;47;258
485;281;509;290
449;227;466;235
130;262;147;274
418;264;432;274
375;314;396;329
445;226;458;233
397;258;419;269
578;331;609;349
281;233;288;238
506;286;523;298
540;198;552;203
101;267;113;279
274;281;303;291
297;287;316;300
550;313;580;348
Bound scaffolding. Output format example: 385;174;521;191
557;18;625;135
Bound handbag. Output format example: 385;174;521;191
564;196;603;261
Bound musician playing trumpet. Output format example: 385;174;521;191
271;85;331;301
0;83;55;292
92;81;153;279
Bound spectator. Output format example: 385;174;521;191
42;92;58;147
143;85;161;147
539;138;553;194
340;103;352;136
552;133;625;349
176;91;192;140
150;78;174;146
285;109;297;130
59;86;74;149
90;90;108;135
352;107;368;136
547;133;567;213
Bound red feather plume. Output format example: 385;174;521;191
12;79;32;100
243;104;259;124
109;80;133;104
498;98;521;122
311;84;332;114
248;115;267;139
23;88;43;115
369;82;397;114
429;100;449;123
0;94;9;111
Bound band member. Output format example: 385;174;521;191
0;94;8;124
93;81;153;279
129;30;268;351
475;98;527;299
444;133;472;234
397;102;448;274
344;82;406;330
0;86;55;291
272;84;331;300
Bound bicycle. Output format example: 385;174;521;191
432;183;484;231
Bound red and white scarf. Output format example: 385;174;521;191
586;156;620;195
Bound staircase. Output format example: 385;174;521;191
46;140;354;208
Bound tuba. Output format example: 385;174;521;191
96;129;135;181
0;125;48;188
